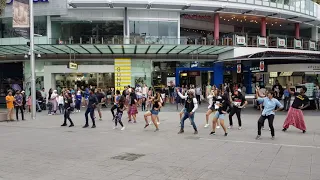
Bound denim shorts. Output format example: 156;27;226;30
151;109;159;115
213;111;225;119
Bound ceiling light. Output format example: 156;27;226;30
24;54;28;58
37;54;41;58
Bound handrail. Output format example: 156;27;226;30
48;35;320;51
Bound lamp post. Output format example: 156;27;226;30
29;0;36;119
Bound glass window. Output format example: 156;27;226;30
0;16;47;38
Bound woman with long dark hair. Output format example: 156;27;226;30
144;92;162;132
113;96;126;130
128;88;138;123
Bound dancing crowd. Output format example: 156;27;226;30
5;82;312;140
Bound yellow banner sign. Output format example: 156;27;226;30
115;58;131;91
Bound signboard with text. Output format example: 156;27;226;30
277;38;286;47
257;36;267;47
294;39;302;49
236;36;246;46
309;41;316;50
114;58;131;92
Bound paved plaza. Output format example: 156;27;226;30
1;105;320;180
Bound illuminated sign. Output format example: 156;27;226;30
67;62;78;70
114;58;131;91
7;0;49;4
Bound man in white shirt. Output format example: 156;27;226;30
177;89;199;134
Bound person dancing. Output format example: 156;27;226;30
113;96;126;130
210;90;228;136
256;89;283;140
282;86;309;133
144;92;162;132
128;89;138;123
177;89;198;134
83;89;98;128
204;89;216;128
111;90;121;121
61;92;74;127
228;89;247;130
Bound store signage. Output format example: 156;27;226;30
7;0;49;4
277;38;286;47
307;65;320;71
309;41;316;50
250;67;260;72
188;71;200;76
294;39;302;49
67;62;78;70
259;61;265;71
190;61;198;68
236;36;246;46
114;58;131;91
237;64;241;73
270;72;278;78
257;37;267;47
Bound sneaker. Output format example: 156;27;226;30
303;130;306;133
61;124;67;127
83;124;89;128
178;129;184;134
227;126;232;129
144;124;149;128
216;126;221;129
121;127;125;131
91;125;96;128
282;128;287;132
48;114;52;116
133;121;137;123
204;124;209;128
238;126;242;130
154;128;159;132
255;135;261;140
224;133;228;136
69;124;74;127
210;131;215;135
271;136;275;140
99;118;102;121
113;126;118;130
194;130;198;134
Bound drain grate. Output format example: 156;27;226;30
185;136;200;140
111;153;145;161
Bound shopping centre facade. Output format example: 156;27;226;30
0;0;320;97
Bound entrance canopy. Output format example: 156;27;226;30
0;44;234;56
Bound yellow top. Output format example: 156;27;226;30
6;95;14;109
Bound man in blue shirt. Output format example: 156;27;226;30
256;89;283;140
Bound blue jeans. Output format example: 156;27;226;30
85;107;95;125
181;112;197;130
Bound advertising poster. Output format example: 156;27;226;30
114;58;131;91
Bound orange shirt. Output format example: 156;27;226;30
6;95;14;109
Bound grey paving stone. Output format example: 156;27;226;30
0;105;319;180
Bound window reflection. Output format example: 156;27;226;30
0;16;47;38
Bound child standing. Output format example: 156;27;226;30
58;93;64;114
27;95;32;113
114;96;126;130
141;96;146;111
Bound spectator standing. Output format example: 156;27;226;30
14;90;25;121
6;90;14;121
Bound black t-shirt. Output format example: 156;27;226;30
232;94;246;107
64;97;73;109
216;95;228;114
169;86;174;93
291;93;309;109
129;93;137;105
117;103;124;112
96;92;105;103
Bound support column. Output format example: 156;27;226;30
244;70;252;94
214;13;220;44
261;17;266;37
311;27;319;41
175;68;180;87
46;16;52;44
213;62;223;87
123;7;129;44
295;23;300;39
